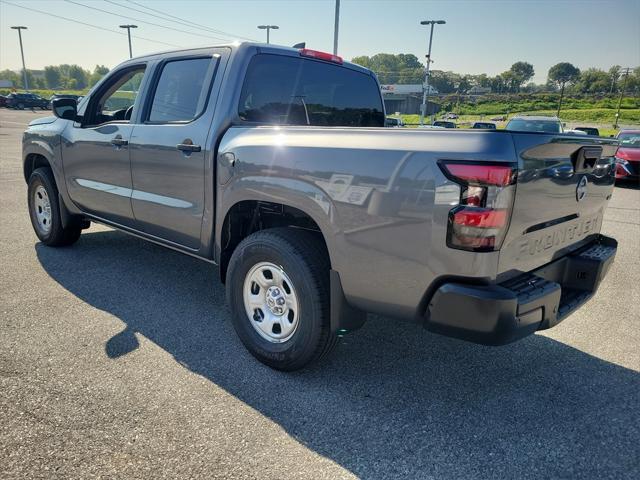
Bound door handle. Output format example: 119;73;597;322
111;137;128;147
177;142;202;153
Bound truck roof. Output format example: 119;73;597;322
118;42;373;76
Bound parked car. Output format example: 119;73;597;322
574;127;600;136
614;130;640;182
491;115;506;121
505;115;563;133
442;113;458;119
48;94;82;109
385;116;404;127
0;94;7;107
23;43;619;370
563;129;589;136
6;92;50;110
471;122;496;129
433;120;457;128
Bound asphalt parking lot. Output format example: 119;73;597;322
1;108;639;479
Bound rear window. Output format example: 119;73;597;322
238;54;384;127
506;119;562;133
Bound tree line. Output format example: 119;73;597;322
0;64;110;90
351;53;639;95
2;57;638;97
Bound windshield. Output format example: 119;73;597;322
506;119;562;133
617;133;640;148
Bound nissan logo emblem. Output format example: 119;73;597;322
576;176;588;202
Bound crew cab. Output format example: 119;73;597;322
23;43;619;370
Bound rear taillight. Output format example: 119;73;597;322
439;161;517;252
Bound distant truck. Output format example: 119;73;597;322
385;116;405;127
574;127;600;136
23;43;619;370
472;121;496;129
432;120;457;128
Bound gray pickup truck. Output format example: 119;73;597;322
23;43;619;370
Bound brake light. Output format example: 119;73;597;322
439;161;517;252
443;163;514;186
299;48;343;64
452;209;508;229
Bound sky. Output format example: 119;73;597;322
0;0;638;83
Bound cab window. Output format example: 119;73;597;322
146;57;216;123
83;66;145;127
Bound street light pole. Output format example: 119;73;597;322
119;24;138;58
257;25;279;44
11;26;28;90
614;67;631;129
419;19;445;126
333;0;340;55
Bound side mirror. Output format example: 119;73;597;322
52;98;77;121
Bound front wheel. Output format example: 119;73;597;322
226;228;338;371
28;167;82;247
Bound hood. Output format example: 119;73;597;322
616;147;640;162
28;116;57;127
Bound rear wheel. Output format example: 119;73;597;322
226;228;337;371
28;167;82;247
17;102;24;110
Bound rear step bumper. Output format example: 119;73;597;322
425;235;617;345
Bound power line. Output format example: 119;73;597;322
1;0;181;48
64;0;230;42
121;0;257;41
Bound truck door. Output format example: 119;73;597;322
62;65;147;225
128;49;227;249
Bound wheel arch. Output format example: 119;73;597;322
23;151;53;183
217;199;332;284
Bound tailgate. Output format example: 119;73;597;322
498;133;618;275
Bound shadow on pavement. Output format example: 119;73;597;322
36;230;640;479
615;180;640;190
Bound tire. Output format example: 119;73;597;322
226;228;338;371
27;167;82;247
17;103;24;110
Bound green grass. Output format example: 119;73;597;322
439;94;639;116
399;108;640;129
517;108;640;124
0;88;87;97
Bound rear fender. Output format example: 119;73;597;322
216;175;366;333
215;174;339;265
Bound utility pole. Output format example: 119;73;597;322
419;20;445;126
614;67;631;129
333;0;340;55
257;25;279;44
119;24;137;58
11;26;28;90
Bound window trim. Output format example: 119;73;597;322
141;54;220;126
80;63;147;128
236;53;385;128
